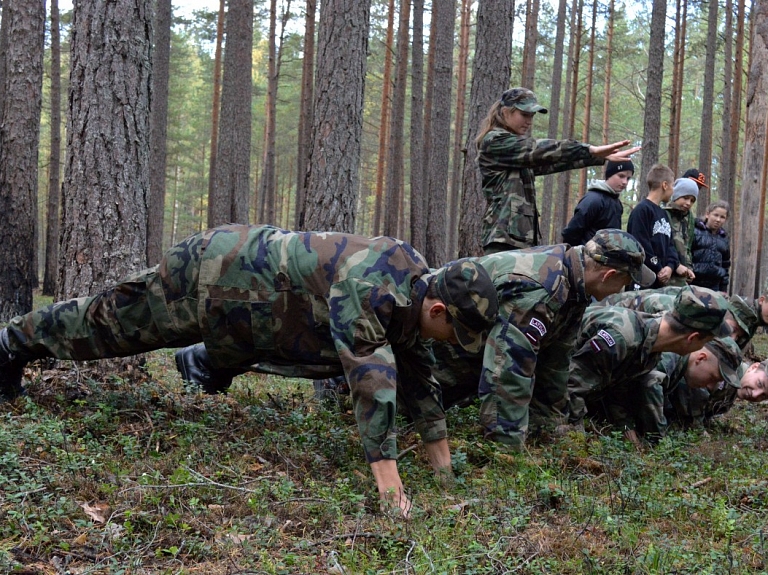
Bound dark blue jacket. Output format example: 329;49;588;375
691;219;730;292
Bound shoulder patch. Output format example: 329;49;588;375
597;329;616;347
529;317;547;337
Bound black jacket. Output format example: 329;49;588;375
561;181;623;246
691;219;730;292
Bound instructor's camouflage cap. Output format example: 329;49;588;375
585;229;656;287
671;286;732;337
500;87;548;114
704;337;742;389
726;295;757;335
434;259;499;353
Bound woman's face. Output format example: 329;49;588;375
502;107;535;136
706;207;728;232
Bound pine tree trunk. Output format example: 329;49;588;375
43;0;62;296
667;0;683;174
697;0;719;213
424;0;456;266
540;0;568;243
294;0;316;229
731;0;768;298
0;0;45;320
521;0;539;88
57;0;152;299
209;0;253;227
719;0;734;210
457;0;514;257
207;0;225;217
601;0;614;144
638;0;666;196
258;0;278;224
383;0;411;238
727;0;746;207
447;0;471;255
578;0;597;200
409;0;426;251
302;0;371;232
147;0;172;265
372;0;395;236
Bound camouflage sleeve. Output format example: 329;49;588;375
393;340;447;445
477;288;553;448
530;330;576;424
482;132;603;175
603;370;667;435
327;278;420;463
566;327;631;424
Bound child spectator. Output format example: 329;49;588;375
664;178;698;286
561;160;634;246
682;167;710;191
692;200;731;293
626;164;679;288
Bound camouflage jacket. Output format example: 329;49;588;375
664;205;694;286
598;287;679;314
193;225;445;463
433;244;590;446
478;129;604;250
567;306;663;424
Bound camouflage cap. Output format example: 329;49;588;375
726;295;757;335
500;87;548;114
671;286;732;337
585;229;656;287
434;259;499;353
704;337;742;388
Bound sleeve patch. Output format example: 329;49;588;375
529;317;547;337
597;329;616;347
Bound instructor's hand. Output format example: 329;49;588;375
589;140;641;162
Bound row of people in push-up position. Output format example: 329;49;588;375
2;223;766;517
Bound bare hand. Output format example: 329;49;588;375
657;266;673;284
588;140;641;161
370;459;412;518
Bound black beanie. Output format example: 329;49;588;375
605;160;635;180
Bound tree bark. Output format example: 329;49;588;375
58;0;152;298
521;0;539;88
731;0;768;298
458;0;515;257
719;0;734;209
577;0;597;200
667;0;683;174
638;0;667;197
372;0;395;235
383;0;411;238
43;0;62;296
294;0;316;229
209;0;253;227
697;0;719;213
0;0;46;319
447;0;471;255
147;0;172;265
302;0;371;232
424;0;456;266
541;0;568;243
409;0;426;251
601;0;614;144
207;0;225;216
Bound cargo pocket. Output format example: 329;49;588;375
204;287;276;362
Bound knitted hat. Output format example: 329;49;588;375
605;160;635;180
671;178;699;202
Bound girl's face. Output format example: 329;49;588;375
706;207;728;232
502;108;535;136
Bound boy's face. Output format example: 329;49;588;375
685;351;723;391
759;295;768;324
605;170;633;193
660;179;675;202
672;195;696;213
737;363;768;402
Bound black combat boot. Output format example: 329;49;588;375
174;343;245;394
0;327;27;402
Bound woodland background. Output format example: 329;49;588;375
1;0;768;322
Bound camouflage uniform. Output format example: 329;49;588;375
666;361;745;427
727;295;767;349
664;204;695;287
4;225;498;464
432;230;654;448
568;286;731;427
478;89;605;252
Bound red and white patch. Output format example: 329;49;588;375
597;329;616;347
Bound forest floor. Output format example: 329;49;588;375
1;312;767;574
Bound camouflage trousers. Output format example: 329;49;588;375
6;232;207;361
